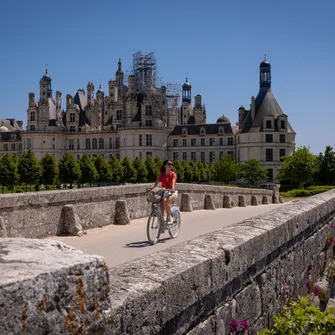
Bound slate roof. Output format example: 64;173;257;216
0;119;23;132
73;90;90;127
170;123;233;136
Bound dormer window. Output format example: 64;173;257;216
200;127;206;136
280;120;285;129
182;127;187;136
266;120;272;128
219;127;223;135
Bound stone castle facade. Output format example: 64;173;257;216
0;52;295;181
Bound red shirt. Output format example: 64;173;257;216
158;171;177;189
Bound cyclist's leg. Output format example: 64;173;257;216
166;195;175;217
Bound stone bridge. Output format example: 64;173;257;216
1;184;334;334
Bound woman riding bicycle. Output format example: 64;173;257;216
149;159;177;226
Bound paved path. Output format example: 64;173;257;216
49;203;287;267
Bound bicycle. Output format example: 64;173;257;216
146;188;181;245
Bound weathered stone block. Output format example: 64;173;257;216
114;200;130;225
238;195;246;207
205;194;215;210
223;195;232;208
279;196;284;203
0;238;110;335
262;195;269;204
57;204;83;236
180;193;193;212
273;196;279;204
186;316;215;335
251;195;258;206
0;216;7;237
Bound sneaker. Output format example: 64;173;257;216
166;216;173;227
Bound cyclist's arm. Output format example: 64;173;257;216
149;177;160;190
171;177;176;192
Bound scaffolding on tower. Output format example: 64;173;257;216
133;51;156;93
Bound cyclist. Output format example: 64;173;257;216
149;159;177;226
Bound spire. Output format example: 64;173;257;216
116;58;124;87
182;74;192;103
259;56;271;90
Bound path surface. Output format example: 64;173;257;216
49;203;287;267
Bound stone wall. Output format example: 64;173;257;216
106;190;335;334
0;183;274;238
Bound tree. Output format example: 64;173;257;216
189;161;201;183
241;159;268;186
197;162;208;183
182;160;193;183
41;153;58;189
316;146;335;185
93;154;112;186
173;160;184;183
133;157;148;183
18;149;41;191
215;154;241;184
145;156;158;182
79;153;97;187
153;156;162;177
121;156;137;183
109;155;123;184
277;146;318;188
58;152;81;188
0;153;19;193
206;163;216;182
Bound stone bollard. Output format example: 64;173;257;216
0;216;8;237
223;195;232;208
251;195;258;206
279;196;284;203
180;193;193;212
57;205;84;236
114;200;130;225
273;196;279;204
262;196;269;205
238;195;246;207
205;194;215;210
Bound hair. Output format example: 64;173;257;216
160;159;174;174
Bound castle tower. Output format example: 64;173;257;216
116;58;124;87
87;82;95;106
39;68;52;103
181;77;193;124
182;77;191;103
260;55;271;91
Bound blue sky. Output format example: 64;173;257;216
0;0;334;154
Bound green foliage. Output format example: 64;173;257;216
215;154;241;184
58;152;81;188
0;153;19;193
241;159;267;186
145;156;158;182
173;160;184;183
109;155;123;184
206;163;216;182
41;153;58;188
315;146;335;185
79;153;97;186
153;156;162;177
133;157;148;183
189;161;201;183
258;296;335;335
280;185;335;198
18;149;42;191
197;162;208;182
182;160;193;183
277;146;318;188
93;154;112;186
121;156;137;183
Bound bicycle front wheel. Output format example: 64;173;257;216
147;212;162;245
168;207;181;239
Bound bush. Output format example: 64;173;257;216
281;186;335;198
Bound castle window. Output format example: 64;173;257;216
266;120;272;128
280;134;285;143
11;143;15;151
173;152;179;161
281;120;285;129
228;137;233;146
219;127;223;134
173;139;178;147
200;128;205;135
145;120;152;127
30;112;35;121
280;149;286;160
70;126;75;132
191;152;196;162
191;138;196;146
92;138;97;149
146;105;152;116
183;139;187;147
209;151;215;162
116;138;119;148
19;143;22;151
219;138;224;146
53;144;55;149
210;138;215;146
4;144;8;151
70;113;75;122
139;135;142;146
182;128;187;136
30;125;35;131
116;110;122;120
78;127;81;132
146;152;152;158
220;151;224;159
228;151;234;157
86;138;91;150
201;152;205;162
266;149;273;161
69;139;74;150
99;138;104;149
201;138;205;146
183;152;187;161
146;134;152;146
266;134;273;143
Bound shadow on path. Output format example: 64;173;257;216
125;237;170;248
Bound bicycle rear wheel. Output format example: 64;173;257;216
168;207;181;239
147;212;162;245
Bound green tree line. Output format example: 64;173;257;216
0;145;333;193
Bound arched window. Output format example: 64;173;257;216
92;138;97;149
99;138;104;149
86;138;91;150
